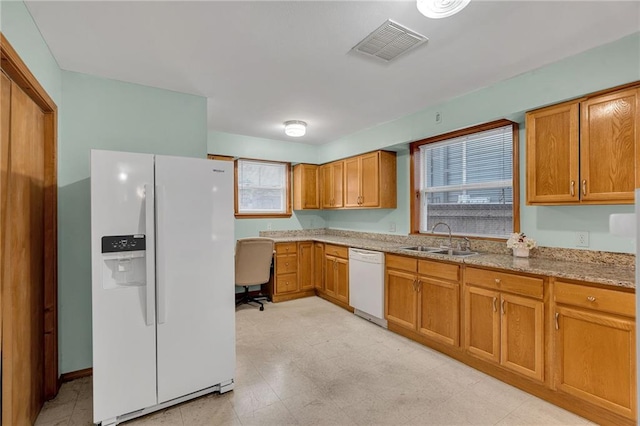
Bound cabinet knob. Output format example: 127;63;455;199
494;278;501;285
285;262;289;266
586;296;596;302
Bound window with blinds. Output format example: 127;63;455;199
235;159;291;217
414;121;518;237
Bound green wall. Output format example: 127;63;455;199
59;71;207;373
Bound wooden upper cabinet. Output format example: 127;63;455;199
580;87;638;203
293;164;319;210
526;101;580;204
320;161;343;208
526;84;639;205
344;151;396;209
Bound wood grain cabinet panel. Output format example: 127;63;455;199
293;164;319;210
298;241;314;290
320;161;343;208
344;151;396;208
313;242;324;291
323;244;349;306
385;268;418;330
553;280;637;420
272;241;316;302
464;267;545;382
418;278;459;346
526;84;639;205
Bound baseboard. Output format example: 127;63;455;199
60;367;92;382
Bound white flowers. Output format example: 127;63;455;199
506;233;537;250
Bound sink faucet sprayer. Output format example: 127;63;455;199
431;222;453;249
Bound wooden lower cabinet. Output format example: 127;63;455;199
464;268;544;382
313;242;324;291
321;244;350;308
553;280;636;420
272;241;315;302
385;254;460;347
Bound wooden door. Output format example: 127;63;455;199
385;269;417;330
324;255;337;297
335;257;349;304
580;87;637;203
331;161;344;208
554;306;636;419
3;78;46;425
417;277;459;346
525;101;579;204
313;242;324;290
500;293;544;381
464;285;500;363
359;152;379;207
298;242;314;290
343;157;360;207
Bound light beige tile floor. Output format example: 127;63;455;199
36;297;594;425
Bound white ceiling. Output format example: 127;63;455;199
25;1;640;145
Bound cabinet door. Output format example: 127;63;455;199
298;242;314;290
525;102;579;204
385;269;418;330
293;164;319;210
324;255;337;297
344;157;360;207
359;152;379;207
417;277;459;347
465;286;500;363
331;161;344;208
580;87;637;203
320;164;333;208
313;242;324;290
500;294;544;381
335;257;349;304
554;306;636;419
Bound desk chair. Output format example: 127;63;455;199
235;237;274;311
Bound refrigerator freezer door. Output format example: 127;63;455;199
155;156;235;403
91;150;157;423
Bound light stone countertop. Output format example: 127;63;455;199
267;235;635;290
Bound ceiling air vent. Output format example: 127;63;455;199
351;19;428;62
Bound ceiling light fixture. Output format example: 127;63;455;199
284;120;307;137
417;0;470;19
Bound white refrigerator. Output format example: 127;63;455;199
90;150;235;425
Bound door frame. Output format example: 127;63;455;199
1;33;59;399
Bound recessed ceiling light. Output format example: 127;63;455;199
417;0;470;19
284;120;307;137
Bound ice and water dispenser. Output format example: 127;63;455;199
101;235;146;289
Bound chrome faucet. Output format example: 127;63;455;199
431;222;453;249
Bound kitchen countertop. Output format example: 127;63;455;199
268;235;635;290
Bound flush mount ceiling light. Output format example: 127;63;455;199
417;0;470;19
284;120;307;137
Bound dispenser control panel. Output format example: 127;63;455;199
101;235;146;253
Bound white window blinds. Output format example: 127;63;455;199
418;124;514;237
237;159;287;214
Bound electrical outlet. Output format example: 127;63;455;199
389;222;396;232
435;112;442;124
576;231;589;247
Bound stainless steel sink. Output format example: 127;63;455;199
400;246;478;257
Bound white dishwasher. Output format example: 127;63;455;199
348;248;387;328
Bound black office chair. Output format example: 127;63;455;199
234;238;274;311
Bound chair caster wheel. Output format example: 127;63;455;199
259;306;264;311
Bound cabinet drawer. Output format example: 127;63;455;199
554;281;635;317
325;244;348;259
276;273;297;293
418;259;460;282
465;267;543;299
276;254;297;274
275;242;297;254
386;254;417;273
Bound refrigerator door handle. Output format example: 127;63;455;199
144;184;156;326
156;184;167;324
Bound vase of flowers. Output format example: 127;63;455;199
506;233;537;258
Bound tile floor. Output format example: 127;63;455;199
36;297;594;425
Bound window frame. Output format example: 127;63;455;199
233;157;292;219
409;119;520;239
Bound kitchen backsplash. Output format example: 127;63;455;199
259;228;635;268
